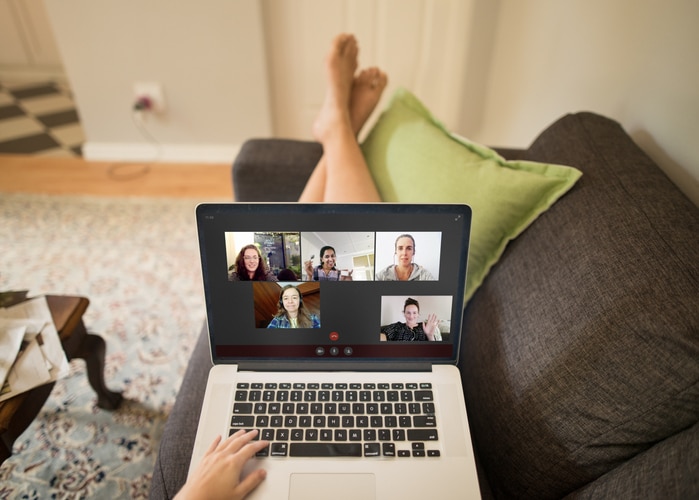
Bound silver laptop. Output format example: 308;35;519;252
189;203;480;499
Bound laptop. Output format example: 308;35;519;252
189;203;481;499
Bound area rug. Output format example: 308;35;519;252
0;193;211;498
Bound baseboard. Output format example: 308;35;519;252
0;68;68;84
82;142;242;164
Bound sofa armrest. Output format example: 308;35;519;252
150;325;213;499
460;112;699;498
233;139;323;202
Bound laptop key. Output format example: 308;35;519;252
270;443;288;457
231;415;254;427
364;443;381;456
413;415;437;427
290;443;362;457
408;429;438;441
233;403;252;414
415;390;434;401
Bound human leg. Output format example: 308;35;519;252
299;34;387;202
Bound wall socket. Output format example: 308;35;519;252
133;82;166;113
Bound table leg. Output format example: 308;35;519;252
63;320;123;410
80;332;124;410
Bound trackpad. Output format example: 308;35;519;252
290;473;375;500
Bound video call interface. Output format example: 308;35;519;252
197;204;471;362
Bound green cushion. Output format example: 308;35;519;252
361;88;582;303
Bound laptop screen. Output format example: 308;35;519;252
196;203;471;366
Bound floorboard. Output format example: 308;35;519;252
0;154;233;199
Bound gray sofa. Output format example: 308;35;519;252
150;112;698;499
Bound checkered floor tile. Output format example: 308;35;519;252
0;80;84;157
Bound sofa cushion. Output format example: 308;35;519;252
567;421;699;499
360;88;581;302
460;112;699;498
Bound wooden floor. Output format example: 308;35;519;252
0;154;234;199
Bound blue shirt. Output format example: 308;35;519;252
267;314;321;329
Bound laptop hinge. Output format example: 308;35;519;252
236;361;433;372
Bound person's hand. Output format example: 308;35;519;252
340;269;354;281
423;313;439;340
175;430;269;500
304;259;313;279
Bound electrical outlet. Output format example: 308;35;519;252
133;82;166;113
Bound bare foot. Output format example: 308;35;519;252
349;67;388;135
312;34;358;143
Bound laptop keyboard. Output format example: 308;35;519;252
231;382;440;458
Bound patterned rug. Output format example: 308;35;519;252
0;193;210;498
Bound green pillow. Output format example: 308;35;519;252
361;88;582;303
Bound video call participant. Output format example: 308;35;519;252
376;234;435;281
228;245;278;282
304;245;353;281
380;298;439;341
267;285;321;329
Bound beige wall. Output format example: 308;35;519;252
466;0;699;205
261;0;473;142
38;0;698;204
43;0;271;163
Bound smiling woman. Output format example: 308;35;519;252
228;244;278;282
267;284;320;329
375;232;440;281
300;231;375;281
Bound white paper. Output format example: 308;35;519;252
0;320;28;387
0;337;52;400
0;297;70;402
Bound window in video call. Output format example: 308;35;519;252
197;205;470;361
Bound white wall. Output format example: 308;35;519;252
462;0;699;205
43;0;271;163
261;0;473;142
39;0;698;204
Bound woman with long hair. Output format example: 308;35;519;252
229;244;278;281
267;285;320;329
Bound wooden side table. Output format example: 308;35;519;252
0;295;122;464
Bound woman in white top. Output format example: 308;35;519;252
376;234;435;281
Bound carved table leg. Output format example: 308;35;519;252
68;321;124;410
